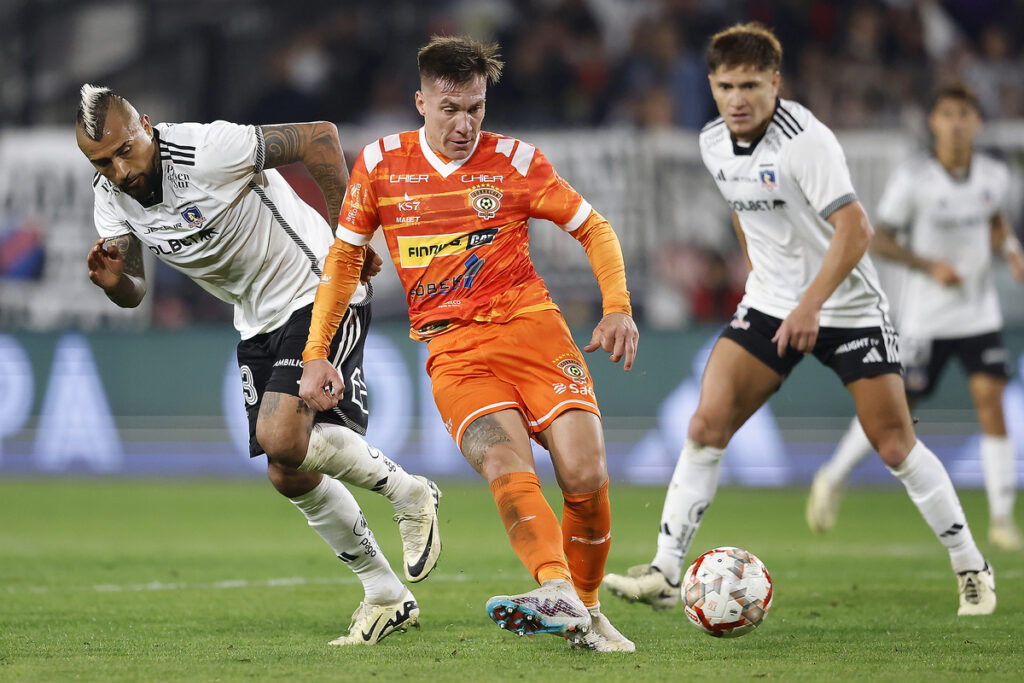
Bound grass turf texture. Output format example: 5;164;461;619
0;480;1020;681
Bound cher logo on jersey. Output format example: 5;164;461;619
397;227;498;268
468;185;502;220
180;205;207;229
759;167;777;190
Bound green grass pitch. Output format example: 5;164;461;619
1;479;1021;681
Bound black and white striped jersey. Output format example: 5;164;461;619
91;120;360;339
699;98;891;329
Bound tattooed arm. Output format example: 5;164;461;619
260;122;348;224
86;234;147;307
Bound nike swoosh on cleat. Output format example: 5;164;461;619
361;615;383;642
406;519;435;578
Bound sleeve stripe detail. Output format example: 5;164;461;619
253;126;266;173
495;137;515;157
561;199;593;232
161;140;196;151
362;139;384;173
336;224;373;246
511;142;535;176
382;134;401;151
772;115;796;139
776;104;803;132
249;181;321;277
820;193;857;220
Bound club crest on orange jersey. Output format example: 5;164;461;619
469;185;502;220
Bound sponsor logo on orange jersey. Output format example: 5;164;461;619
397;228;498;268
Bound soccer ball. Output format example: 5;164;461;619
682;546;773;638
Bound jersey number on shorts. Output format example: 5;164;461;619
239;365;258;406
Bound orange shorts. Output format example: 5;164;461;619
425;309;601;449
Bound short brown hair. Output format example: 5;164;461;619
417;35;503;87
706;23;782;73
930;82;981;114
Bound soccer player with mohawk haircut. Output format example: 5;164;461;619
603;23;995;617
76;84;443;646
300;35;638;651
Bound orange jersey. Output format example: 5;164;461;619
337;128;594;340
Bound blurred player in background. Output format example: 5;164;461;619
808;83;1024;550
603;24;996;616
77;84;441;645
299;35;639;651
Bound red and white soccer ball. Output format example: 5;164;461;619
682;546;773;638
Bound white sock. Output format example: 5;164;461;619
888;441;985;574
821;417;873;485
299;423;423;513
980;434;1016;521
651;439;725;585
289;477;405;603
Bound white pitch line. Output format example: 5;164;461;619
5;572;474;596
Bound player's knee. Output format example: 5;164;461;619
477;448;529;482
255;421;309;469
266;460;320;497
688;412;730;449
870;426;916;468
559;456;608;494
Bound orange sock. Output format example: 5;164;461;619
490;471;572;585
562;480;611;607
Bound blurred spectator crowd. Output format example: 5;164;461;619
243;0;1024;132
4;0;1023;331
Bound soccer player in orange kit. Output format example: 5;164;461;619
298;35;638;652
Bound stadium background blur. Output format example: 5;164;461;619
2;0;1024;485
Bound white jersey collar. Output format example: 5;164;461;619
418;127;480;178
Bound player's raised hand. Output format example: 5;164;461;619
928;261;961;286
298;358;345;411
86;238;124;290
360;245;384;283
773;303;819;357
584;312;639;371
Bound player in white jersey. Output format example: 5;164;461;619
808;83;1024;550
76;84;442;645
603;24;995;616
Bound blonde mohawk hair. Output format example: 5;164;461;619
76;83;116;141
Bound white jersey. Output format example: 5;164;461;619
877;153;1009;339
699;99;890;328
91;120;356;339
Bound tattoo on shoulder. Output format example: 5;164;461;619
107;234;145;278
461;414;512;467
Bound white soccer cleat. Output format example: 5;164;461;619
485;579;591;643
570;604;636;652
957;562;996;616
988;518;1023;551
329;588;420;645
806;469;842;534
602;564;680;611
394;476;442;583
